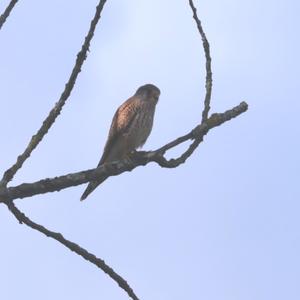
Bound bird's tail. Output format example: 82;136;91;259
80;175;108;201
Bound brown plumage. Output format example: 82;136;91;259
80;84;160;201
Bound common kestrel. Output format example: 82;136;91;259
80;83;160;201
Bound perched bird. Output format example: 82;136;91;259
80;83;160;201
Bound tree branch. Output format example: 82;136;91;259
0;0;19;31
0;1;249;299
5;201;139;300
189;0;213;122
0;0;107;186
0;102;248;202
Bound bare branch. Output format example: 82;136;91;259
0;0;18;30
189;0;213;122
0;0;107;186
0;1;249;299
4;201;139;300
0;102;248;202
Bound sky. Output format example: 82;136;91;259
0;0;299;299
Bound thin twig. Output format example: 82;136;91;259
0;0;107;186
189;0;213;122
4;201;139;300
0;102;248;202
0;0;18;30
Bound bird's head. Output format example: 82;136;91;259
135;84;160;104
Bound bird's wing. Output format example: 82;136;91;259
98;96;140;165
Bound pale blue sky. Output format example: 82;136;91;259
0;0;299;299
